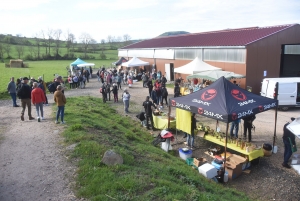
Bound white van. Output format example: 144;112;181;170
260;77;300;111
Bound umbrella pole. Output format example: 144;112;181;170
223;123;229;180
272;106;278;153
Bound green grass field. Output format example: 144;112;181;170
0;41;120;60
0;59;116;98
61;96;251;201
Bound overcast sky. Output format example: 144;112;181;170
1;0;299;42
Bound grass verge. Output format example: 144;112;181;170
61;96;251;201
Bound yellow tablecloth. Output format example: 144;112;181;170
180;87;190;96
153;115;176;130
203;135;264;161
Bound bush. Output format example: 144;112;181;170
100;52;106;60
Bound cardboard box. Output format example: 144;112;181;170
193;157;207;167
225;154;247;180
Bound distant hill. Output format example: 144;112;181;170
158;31;190;37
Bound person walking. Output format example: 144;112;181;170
17;77;34;121
122;88;130;114
242;114;256;142
7;77;19;107
31;82;46;120
54;85;67;124
142;96;156;130
282;117;296;168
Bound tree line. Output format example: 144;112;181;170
0;29;133;61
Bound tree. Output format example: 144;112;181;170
100;39;106;54
3;35;12;58
15;37;24;59
40;30;48;55
123;34;131;46
65;30;76;57
53;29;62;58
90;39;98;53
46;28;53;56
34;32;43;60
0;43;4;59
107;35;115;49
79;33;93;59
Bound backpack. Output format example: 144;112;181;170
47;83;56;93
17;84;24;99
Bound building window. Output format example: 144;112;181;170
204;49;246;63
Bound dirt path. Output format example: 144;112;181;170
0;97;78;200
0;77;299;201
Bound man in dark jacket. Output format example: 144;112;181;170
142;96;156;130
282;117;296;168
161;75;167;87
147;80;153;96
161;86;168;106
17;77;34;121
242;114;256;142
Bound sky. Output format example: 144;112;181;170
1;0;300;43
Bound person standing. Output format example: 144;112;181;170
174;82;180;97
100;84;107;103
161;75;167;87
112;83;118;102
242;114;256;142
187;113;197;149
7;77;19;107
230;119;241;138
161;86;169;106
117;73;122;90
38;76;48;106
142;96;156;130
122;88;130;114
147;80;153;96
106;83;111;101
54;85;67;124
17;77;34;121
31;82;46;120
150;88;158;105
282;117;296;168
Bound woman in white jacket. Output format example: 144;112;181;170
122;88;130;114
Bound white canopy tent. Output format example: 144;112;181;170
121;57;149;67
287;117;300;139
174;57;222;74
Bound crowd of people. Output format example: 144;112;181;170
7;75;66;124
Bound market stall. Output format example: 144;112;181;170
168;76;278;178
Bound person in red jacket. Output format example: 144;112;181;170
31;82;46;120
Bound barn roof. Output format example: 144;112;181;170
123;24;297;49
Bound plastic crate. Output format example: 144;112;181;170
186;158;194;166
